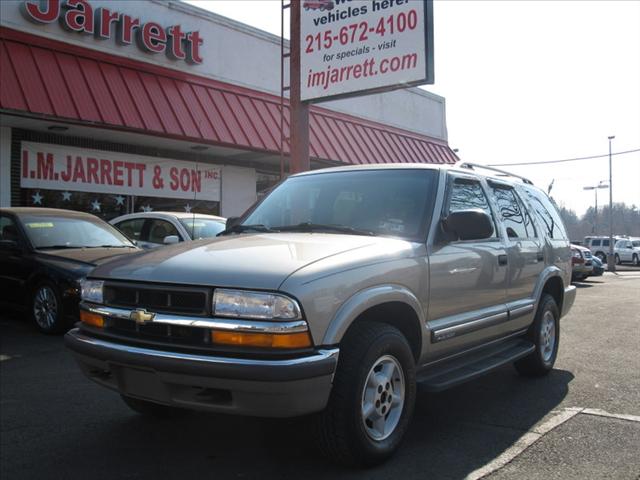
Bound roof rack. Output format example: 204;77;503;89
457;162;534;185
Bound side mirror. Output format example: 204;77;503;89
442;209;494;241
0;239;21;252
226;217;241;229
163;235;180;245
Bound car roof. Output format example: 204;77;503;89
110;211;226;222
289;162;540;189
0;207;101;219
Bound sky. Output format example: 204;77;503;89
185;0;640;216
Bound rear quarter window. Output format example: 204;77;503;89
521;187;568;240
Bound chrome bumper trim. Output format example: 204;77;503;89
83;304;309;334
68;330;340;369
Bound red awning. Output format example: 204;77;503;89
0;27;458;165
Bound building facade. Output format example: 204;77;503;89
0;0;457;220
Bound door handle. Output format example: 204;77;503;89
498;255;508;266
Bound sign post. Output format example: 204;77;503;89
290;1;310;173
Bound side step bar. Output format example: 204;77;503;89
417;339;535;392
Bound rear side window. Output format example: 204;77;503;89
522;187;568;240
490;185;536;239
447;177;498;238
591;239;601;247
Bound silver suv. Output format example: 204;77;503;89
65;163;576;466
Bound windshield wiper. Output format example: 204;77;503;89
84;245;137;248
37;245;84;249
275;222;376;236
218;224;279;236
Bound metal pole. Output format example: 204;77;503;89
607;135;615;272
289;0;310;174
594;190;597;234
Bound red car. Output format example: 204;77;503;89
303;0;335;11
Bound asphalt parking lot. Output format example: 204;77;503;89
1;270;639;480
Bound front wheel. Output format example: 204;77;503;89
596;252;606;262
633;254;639;266
615;253;621;265
314;322;416;466
31;281;67;334
514;294;559;377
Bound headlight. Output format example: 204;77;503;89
213;289;301;320
81;279;104;304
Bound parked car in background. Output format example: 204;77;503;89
590;255;605;276
66;163;576;466
583;236;626;262
571;244;593;281
110;212;226;249
614;238;640;266
0;208;140;333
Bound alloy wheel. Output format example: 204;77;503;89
33;286;59;330
539;310;556;364
361;354;405;441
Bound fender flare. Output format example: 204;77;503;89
321;284;427;347
532;265;565;311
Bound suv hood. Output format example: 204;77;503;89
89;233;410;290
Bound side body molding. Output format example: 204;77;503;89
321;284;427;350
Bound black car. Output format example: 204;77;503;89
0;208;140;334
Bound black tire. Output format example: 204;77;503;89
313;322;416;466
514;294;560;377
633;254;639;266
596;252;606;262
121;395;185;418
615;253;621;265
30;280;68;334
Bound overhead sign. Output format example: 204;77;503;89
20;0;203;64
300;0;433;102
21;142;220;201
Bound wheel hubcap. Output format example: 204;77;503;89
34;286;58;329
361;354;405;441
540;311;556;363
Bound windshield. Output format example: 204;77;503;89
20;214;134;249
242;169;437;241
179;217;226;239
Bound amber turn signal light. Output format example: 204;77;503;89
80;310;104;328
211;330;312;349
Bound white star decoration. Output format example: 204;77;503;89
184;203;192;213
141;205;153;212
91;199;101;212
61;191;72;201
114;195;125;206
32;192;43;205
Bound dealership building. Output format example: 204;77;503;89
0;0;457;219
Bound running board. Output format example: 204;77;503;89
417;339;535;392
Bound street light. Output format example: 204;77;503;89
583;181;609;233
607;135;615;272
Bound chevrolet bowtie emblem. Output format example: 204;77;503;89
130;308;155;325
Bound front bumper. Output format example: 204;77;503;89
65;328;338;417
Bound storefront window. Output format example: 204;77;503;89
23;189;220;221
256;172;281;199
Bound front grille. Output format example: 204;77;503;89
103;282;210;316
107;316;209;346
